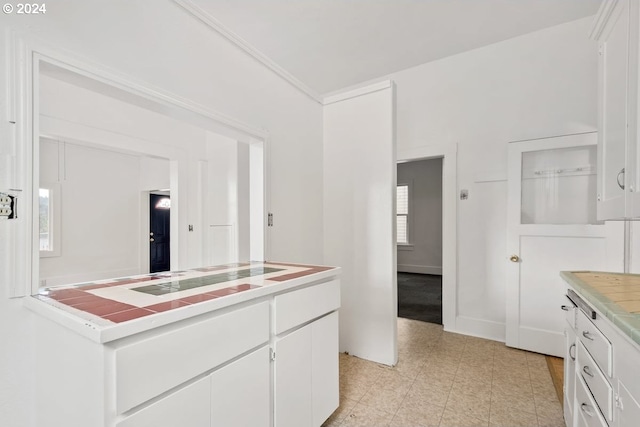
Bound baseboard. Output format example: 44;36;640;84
397;264;442;275
451;316;506;343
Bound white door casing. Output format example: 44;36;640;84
506;132;624;357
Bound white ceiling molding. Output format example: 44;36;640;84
589;0;618;40
323;80;393;105
173;0;323;104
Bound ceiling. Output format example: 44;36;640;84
189;0;602;95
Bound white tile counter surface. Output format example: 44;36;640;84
24;261;339;343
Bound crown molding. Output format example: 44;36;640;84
173;0;323;104
589;0;619;40
323;80;392;105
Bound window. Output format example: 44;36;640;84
39;184;61;257
397;184;409;244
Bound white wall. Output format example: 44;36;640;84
388;17;599;340
324;84;397;366
397;158;443;275
0;2;323;425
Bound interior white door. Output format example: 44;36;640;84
323;82;397;365
506;132;624;357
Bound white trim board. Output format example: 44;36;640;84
397;143;457;333
323;81;393;105
455;316;505;343
173;0;323;104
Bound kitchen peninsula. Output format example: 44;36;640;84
25;262;340;427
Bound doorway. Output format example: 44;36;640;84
150;193;171;273
397;158;443;325
396;143;457;332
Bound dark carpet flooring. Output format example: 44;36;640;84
397;272;442;325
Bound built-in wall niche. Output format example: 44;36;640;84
24;58;268;294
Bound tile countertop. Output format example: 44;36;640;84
561;271;640;347
24;262;340;344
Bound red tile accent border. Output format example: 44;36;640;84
44;288;87;301
81;301;139;317
145;300;192;313
206;288;239;297
265;262;334;271
229;284;261;292
103;308;155;323
269;267;336;282
179;294;220;304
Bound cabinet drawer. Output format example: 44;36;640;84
576;309;612;377
564;296;577;330
116;376;210;427
575;374;608;427
577;342;613;422
274;280;340;334
115;301;269;413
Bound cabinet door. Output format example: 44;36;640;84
618;380;640;427
274;325;313;427
116;377;210;427
211;345;270;427
564;325;577;425
312;312;339;426
597;0;629;220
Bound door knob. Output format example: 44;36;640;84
510;255;520;263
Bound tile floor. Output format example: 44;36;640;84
323;318;564;427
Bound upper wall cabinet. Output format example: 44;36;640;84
593;0;640;219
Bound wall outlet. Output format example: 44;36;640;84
0;193;16;219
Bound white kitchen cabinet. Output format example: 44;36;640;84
593;0;640;219
562;276;640;427
211;345;271;427
275;324;313;427
617;381;640;427
311;312;340;426
564;320;577;425
274;296;339;427
30;268;341;427
116;377;211;427
274;311;340;427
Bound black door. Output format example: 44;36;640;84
150;194;170;273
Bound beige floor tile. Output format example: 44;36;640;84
445;388;491;421
330;318;565;427
340;379;372;402
322;397;359;427
451;377;492;396
491;393;537;417
537;414;566;427
414;369;456;390
393;403;444;427
534;398;563;420
393;354;427;379
340;402;394;427
359;386;410;415
489;406;539;427
440;407;489;427
375;369;416;394
402;381;450;413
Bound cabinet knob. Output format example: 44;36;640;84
509;255;520;263
581;403;594;417
582;331;594;341
583;365;594;377
569;343;576;361
617;168;626;190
